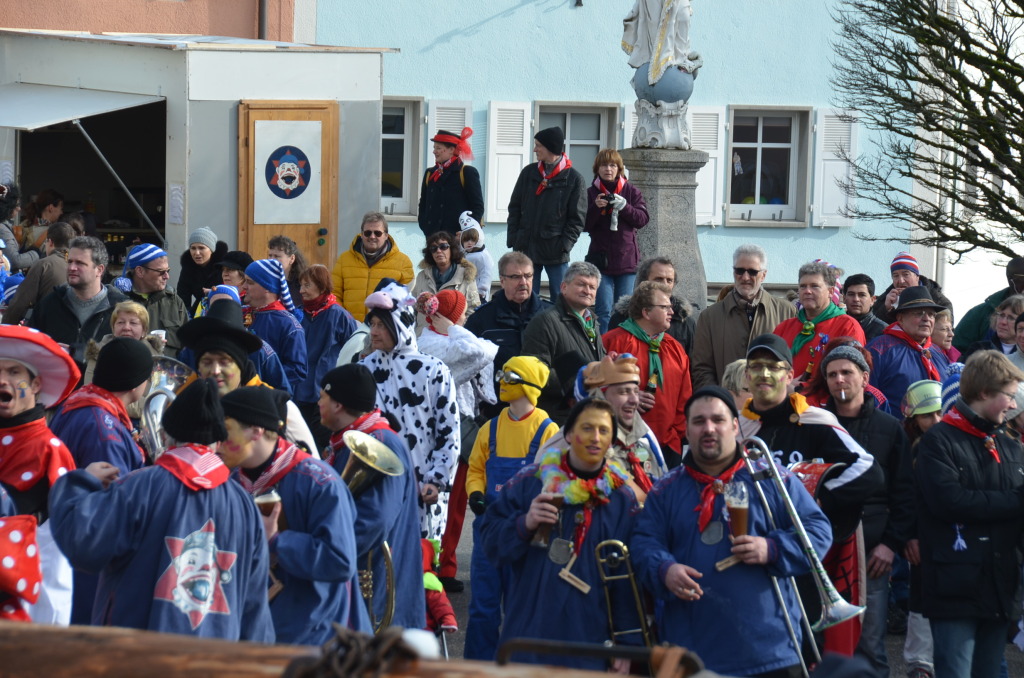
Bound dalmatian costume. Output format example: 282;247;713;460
360;283;460;540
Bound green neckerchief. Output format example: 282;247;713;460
620;317;664;390
791;302;844;356
572;308;597;342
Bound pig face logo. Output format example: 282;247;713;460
265;146;311;199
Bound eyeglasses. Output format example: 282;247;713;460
903;309;936;320
1001;390;1018;402
500;273;534;281
648;304;673;311
429;242;451;253
746;360;790;374
995;312;1017;322
362;230;384;238
143;266;171;277
494;369;544;391
733;267;762;278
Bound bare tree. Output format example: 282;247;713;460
832;0;1024;259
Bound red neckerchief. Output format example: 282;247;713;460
0;515;40;621
685;456;746;532
0;418;76;491
253;300;287;314
155;444;230;491
430;156;460;183
237;437;311;496
624;448;653;494
558;455;609;555
535;155;572;195
302;292;339;318
59;384;145;464
942;407;1000;463
884;323;941;381
325;409;390;466
593;176;626;215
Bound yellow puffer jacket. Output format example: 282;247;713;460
331;234;415;322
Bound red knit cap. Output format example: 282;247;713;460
434;289;467;324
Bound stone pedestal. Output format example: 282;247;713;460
620;147;709;309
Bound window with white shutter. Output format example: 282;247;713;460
688;106;726;227
811;109;858;228
486;102;532;223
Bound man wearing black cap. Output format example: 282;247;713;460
319;364;424;630
179;299;316;452
867;286;952;410
739;332;882;656
219;386;368;643
418;128;484;238
506;126;587;303
634;386;831;676
49;378;274;641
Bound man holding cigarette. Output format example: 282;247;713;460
633;385;831;676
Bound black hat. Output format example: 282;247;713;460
686;385;740;420
217;250;255;272
746;333;793;367
894;287;946;313
322;364;378;412
93;338;154;392
180;299;263;361
162;378;227;445
534;127;565;156
220;386;285;432
365;307;399;345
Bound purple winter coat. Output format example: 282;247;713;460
583;179;650;275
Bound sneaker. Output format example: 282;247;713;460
439;576;464;593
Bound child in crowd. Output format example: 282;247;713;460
458;211;494;303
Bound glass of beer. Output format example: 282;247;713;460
531;493;565;548
254;489;287;532
724;481;749;537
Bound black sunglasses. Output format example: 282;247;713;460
733;267;762;278
362;230;385;237
429;242;451;253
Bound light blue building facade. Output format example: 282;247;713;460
316;0;915;292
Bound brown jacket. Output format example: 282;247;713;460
690;289;796;389
2;249;68;325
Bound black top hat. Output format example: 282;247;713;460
179;299;263;355
746;333;794;367
894;286;946;313
218;250;255;272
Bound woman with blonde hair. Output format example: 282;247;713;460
83;301;165;404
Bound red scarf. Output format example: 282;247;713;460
326;409;390;466
0;418;76;491
59;384;145;464
685;457;745;532
302;292;339;318
253;300;287;314
535;155;572;195
237;438;311;496
558;456;609;555
593;176;626;215
619;442;653;494
430;156;460;183
883;323;941;381
942;407;1001;463
155;444;230;491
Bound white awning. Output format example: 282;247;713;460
0;82;164;131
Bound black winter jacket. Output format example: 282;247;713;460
176;241;228;314
915;401;1024;620
464;290;550;371
506;162;587;265
871;275;953;325
826;398;914;552
30;284;128;366
417;159;484;237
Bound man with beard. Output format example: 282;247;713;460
0;325;80;624
633;386;831;677
48;378;274;640
122;243;190;357
220;386;368;642
31;236;128;367
739;333;882;656
819;342;914;675
319;364;424;630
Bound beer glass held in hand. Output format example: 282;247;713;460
531;493;565;548
725;481;749;538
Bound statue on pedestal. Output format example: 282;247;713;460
622;0;703;149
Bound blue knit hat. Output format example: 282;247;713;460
204;284;242;310
941;362;965;415
125;243;167;272
245;258;296;313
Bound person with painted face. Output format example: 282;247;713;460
480;398;640;671
464;355;559;660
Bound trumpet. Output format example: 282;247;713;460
738;437;865;678
340;430;404;633
140;357;196;459
595;539;654;648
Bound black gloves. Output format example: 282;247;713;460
469;492;487;516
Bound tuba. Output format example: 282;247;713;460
139;356;196;460
340;430;404;633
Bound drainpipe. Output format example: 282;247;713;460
258;0;268;40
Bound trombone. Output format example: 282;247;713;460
738;436;865;678
140;356;196;459
595;539;654;648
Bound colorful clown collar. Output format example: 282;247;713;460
535;448;629;506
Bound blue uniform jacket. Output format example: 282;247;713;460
330;428;424;629
480;462;641;671
50;406;144;476
48;468;274;642
867;332;951;415
179;341;292;395
250;308;308;394
297;304;357;404
254;456;369;643
632;462;832;676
